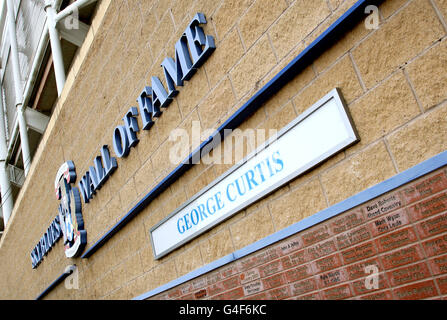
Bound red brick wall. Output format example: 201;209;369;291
149;166;447;300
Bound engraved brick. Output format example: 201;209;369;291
276;235;303;256
330;209;365;234
220;265;239;279
407;191;447;222
369;209;410;236
363;192;403;220
346;259;382;280
167;288;181;299
416;212;447;239
262;273;287;290
284;264;313;283
245;292;269;300
259;259;283;277
336;225;372;250
239;268;261;285
301;225;332;246
375;227;418;253
216;287;244;300
307;239;337;260
400;172;447;205
179;283;193;296
237;248;281;272
387;262;431;287
428;254;447;275
317;268;348;289
359;290;393;300
290;278;318;296
436;275;447;294
243;279;264;297
294;292;321;300
322;284;352;300
311;253;343;274
206;271;222;286
191;277;207;290
222;275;240;290
423;234;447;257
381;244;424;270
353;273;388;296
207;281;226;296
269;285;292;300
179;293;195;300
194;289;208;300
281;249;310;269
393;280;438;300
341;241;377;264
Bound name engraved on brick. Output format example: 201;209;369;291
192;277;207;290
341;241;376;264
291;278;317;296
285;264;312;282
376;227;417;252
240;268;261;285
259;259;283;277
393;280;437;300
330;210;364;234
370;209;409;236
222;275;240;290
180;283;192;296
194;289;207;299
206;272;221;286
220;265;238;279
388;262;431;286
407;192;447;221
262;273;285;290
323;284;352;300
336;226;371;250
416;212;447;239
423;234;447;257
277;236;302;255
269;285;291;300
301;225;331;246
238;248;280;272
364;193;403;220
208;282;225;296
346;259;381;280
401;172;447;204
353;274;387;295
307;240;337;260
295;292;321;300
360;290;393;300
318;269;347;288
381;244;423;269
429;254;447;275
437;276;447;294
217;287;244;300
243;280;264;296
312;254;342;273
281;250;308;269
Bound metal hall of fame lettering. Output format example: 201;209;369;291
54;161;87;258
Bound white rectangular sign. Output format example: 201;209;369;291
150;88;359;259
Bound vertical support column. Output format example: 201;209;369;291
0;87;14;226
6;0;31;176
44;0;66;96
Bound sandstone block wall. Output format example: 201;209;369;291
0;0;446;300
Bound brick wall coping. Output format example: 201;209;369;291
81;0;384;260
132;150;447;300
